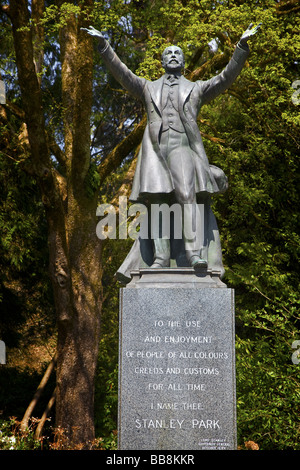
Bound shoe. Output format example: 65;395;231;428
190;255;207;270
151;259;170;268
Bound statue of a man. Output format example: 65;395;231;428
83;23;261;282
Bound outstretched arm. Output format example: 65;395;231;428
200;23;262;104
81;26;146;100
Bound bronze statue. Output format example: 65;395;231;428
82;24;261;283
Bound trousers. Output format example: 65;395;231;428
151;128;203;266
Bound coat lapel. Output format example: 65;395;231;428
148;76;164;114
178;76;195;108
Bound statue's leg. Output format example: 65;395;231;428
167;132;207;268
147;192;171;268
197;193;225;277
151;238;171;268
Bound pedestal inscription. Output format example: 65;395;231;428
118;286;236;450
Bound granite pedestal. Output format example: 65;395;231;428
118;268;236;450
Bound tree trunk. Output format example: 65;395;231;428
9;0;102;447
54;209;102;447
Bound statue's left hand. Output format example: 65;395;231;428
81;25;104;38
240;22;262;45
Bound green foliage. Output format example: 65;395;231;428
235;291;300;449
0;418;44;450
0;140;55;353
85;161;101;198
94;237;133;439
0;416;118;450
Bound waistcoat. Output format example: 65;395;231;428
161;76;185;133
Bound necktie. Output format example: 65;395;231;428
167;75;177;83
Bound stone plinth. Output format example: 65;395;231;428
118;269;236;450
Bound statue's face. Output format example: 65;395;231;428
161;46;185;73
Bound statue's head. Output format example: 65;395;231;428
161;45;185;73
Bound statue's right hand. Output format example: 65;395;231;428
81;26;107;49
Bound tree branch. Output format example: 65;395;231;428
20;352;57;433
9;0;51;176
59;2;93;183
31;0;45;85
46;132;67;169
189;52;230;81
98;115;146;185
5;99;67;170
34;388;56;440
276;0;300;15
111;147;140;205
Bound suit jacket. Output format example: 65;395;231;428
99;41;249;202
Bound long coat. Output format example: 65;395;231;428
99;41;249;202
